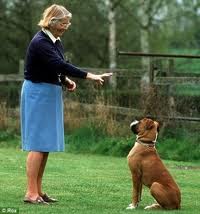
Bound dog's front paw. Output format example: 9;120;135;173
126;203;138;210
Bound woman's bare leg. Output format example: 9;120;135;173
37;152;49;196
25;151;44;200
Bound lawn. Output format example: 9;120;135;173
0;148;199;214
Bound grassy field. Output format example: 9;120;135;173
0;148;199;214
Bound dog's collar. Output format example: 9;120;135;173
136;139;155;148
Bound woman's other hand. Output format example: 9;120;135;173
65;77;76;92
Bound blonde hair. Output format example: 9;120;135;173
38;4;72;28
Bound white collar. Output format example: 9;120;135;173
42;28;61;44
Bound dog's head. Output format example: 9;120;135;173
130;118;159;142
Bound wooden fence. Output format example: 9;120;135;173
0;53;200;122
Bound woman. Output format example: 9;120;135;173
21;4;112;205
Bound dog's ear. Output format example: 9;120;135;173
145;119;154;130
130;120;139;134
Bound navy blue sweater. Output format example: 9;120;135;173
24;31;87;85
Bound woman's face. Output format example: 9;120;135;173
49;17;71;38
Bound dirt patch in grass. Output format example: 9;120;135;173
174;165;200;170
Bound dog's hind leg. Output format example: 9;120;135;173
150;182;180;209
148;182;178;210
144;203;162;210
145;182;165;210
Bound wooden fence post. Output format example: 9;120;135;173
167;59;176;117
19;59;24;74
149;58;155;84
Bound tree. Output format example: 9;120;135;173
104;0;121;86
1;0;200;75
0;0;44;73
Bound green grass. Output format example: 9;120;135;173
0;148;200;214
174;84;200;96
171;48;200;73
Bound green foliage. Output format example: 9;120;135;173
174;85;200;96
157;125;200;161
171;49;200;73
0;130;20;148
66;122;131;156
158;137;200;162
64;121;200;161
3;1;200;74
0;83;21;107
1;120;200;161
0;0;45;73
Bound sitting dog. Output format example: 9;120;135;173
126;118;181;210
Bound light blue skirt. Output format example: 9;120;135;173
20;80;65;152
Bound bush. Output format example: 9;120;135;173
157;128;200;161
0;130;21;148
66;121;133;156
65;121;200;161
1;122;200;161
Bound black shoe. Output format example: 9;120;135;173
41;193;58;203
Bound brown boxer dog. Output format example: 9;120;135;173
126;118;181;210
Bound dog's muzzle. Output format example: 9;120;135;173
130;120;139;134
